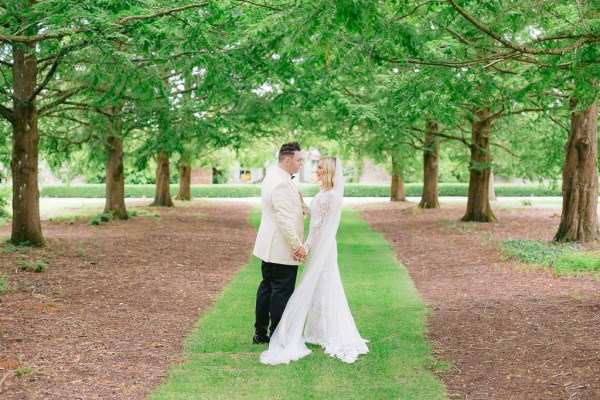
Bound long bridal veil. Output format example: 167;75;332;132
260;159;368;365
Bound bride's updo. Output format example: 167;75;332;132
320;156;337;190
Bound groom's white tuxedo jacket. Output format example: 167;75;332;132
253;166;307;266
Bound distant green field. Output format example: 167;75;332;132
40;183;563;198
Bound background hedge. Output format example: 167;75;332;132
39;183;563;198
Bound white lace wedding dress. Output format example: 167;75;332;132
260;160;369;365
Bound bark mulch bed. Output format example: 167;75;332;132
0;201;255;399
360;202;600;400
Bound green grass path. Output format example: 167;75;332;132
150;209;447;399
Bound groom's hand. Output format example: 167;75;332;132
293;246;307;262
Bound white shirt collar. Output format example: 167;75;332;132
276;165;293;179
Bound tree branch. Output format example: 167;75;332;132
547;113;569;132
29;51;64;102
337;81;371;104
171;86;199;96
0;31;68;44
527;91;570;99
43;113;91;127
404;129;426;146
432;130;471;147
0;103;13;122
376;50;521;68
491;142;518;157
410;126;470;147
402;52;573;70
38;86;88;115
528;98;570;132
506;107;545;116
487;106;505;122
236;0;283;11
446;0;600;56
443;25;472;45
0;2;211;44
131;51;195;63
408;126;425;133
117;2;210;23
59;101;115;116
488;107;545;122
40;130;96;152
532;34;588;43
398;139;423;150
394;0;445;21
490;64;518;75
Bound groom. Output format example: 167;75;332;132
252;142;309;344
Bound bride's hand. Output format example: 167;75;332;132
293;246;306;261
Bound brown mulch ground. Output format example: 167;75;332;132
0;201;255;399
360;202;600;400
2;199;598;400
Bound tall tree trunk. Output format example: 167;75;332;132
10;43;45;246
175;157;192;201
151;151;174;207
462;107;497;222
419;121;440;209
554;100;599;242
352;155;363;183
390;153;406;202
489;170;497;201
104;136;128;219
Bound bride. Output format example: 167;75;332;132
259;156;369;365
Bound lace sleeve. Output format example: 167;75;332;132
304;191;334;252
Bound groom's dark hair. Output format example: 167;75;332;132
278;142;301;162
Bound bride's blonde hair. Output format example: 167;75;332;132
320;156;337;190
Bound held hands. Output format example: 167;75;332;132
293;246;307;262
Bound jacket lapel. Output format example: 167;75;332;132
275;167;299;201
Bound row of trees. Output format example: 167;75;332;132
1;1;259;244
1;1;598;247
240;0;599;240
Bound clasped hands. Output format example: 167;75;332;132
293;246;307;262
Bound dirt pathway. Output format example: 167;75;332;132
360;203;599;400
0;202;255;399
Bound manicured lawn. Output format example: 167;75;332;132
150;208;447;399
38;182;565;198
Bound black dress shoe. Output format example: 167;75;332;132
252;334;270;344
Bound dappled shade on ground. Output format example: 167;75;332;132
360;202;600;400
0;202;255;398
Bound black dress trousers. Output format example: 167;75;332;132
255;260;298;337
